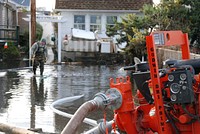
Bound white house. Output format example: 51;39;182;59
54;0;152;62
55;0;152;33
55;0;152;45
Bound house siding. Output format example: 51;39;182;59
0;2;17;27
0;4;3;25
60;11;137;37
1;6;7;26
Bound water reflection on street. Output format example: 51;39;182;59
0;64;127;133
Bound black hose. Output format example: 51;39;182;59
165;110;180;134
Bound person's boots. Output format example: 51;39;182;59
40;70;43;76
33;69;36;75
40;63;44;76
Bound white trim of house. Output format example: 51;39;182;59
23;15;67;22
54;9;140;13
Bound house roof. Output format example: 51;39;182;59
55;0;153;10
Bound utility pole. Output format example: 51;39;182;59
31;0;36;45
6;0;9;28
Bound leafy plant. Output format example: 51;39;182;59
179;0;200;48
106;1;191;63
2;42;20;60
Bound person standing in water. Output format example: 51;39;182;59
31;38;47;76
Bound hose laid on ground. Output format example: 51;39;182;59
50;95;98;127
61;100;99;134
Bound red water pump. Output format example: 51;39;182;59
109;31;200;134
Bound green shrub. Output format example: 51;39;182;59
2;42;20;60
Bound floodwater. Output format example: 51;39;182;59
0;63;128;134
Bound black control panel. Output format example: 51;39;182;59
168;68;194;104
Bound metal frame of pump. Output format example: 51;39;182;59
145;31;190;133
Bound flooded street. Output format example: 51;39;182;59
0;64;127;133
